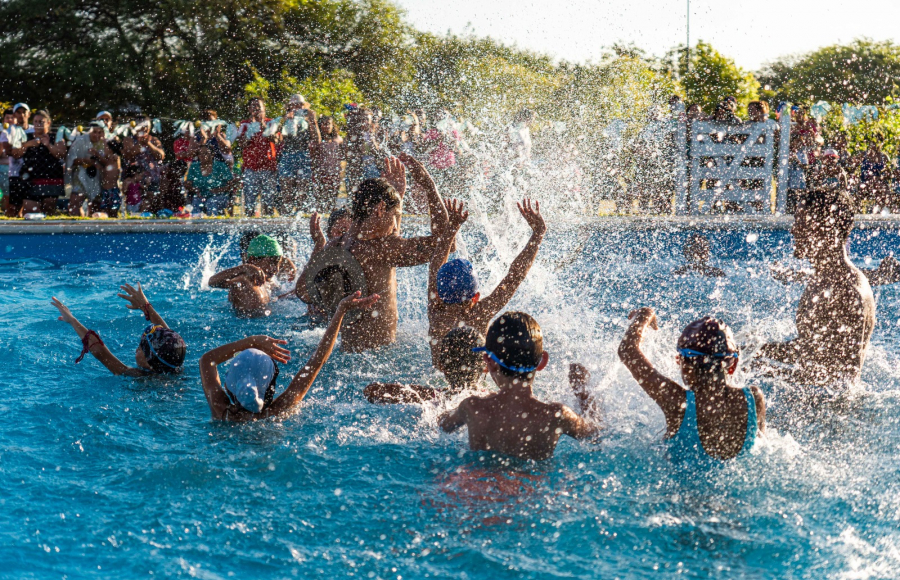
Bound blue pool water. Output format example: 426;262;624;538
2;221;900;579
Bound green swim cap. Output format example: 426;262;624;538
246;235;283;258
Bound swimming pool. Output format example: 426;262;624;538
2;219;900;579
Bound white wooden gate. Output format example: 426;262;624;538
674;109;791;214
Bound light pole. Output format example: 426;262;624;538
686;0;691;74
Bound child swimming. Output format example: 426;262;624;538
618;308;765;461
199;291;378;422
52;283;186;377
439;312;600;461
364;325;487;404
672;233;725;278
427;197;545;369
208;234;296;317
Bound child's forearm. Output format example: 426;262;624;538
141;303;168;329
201;337;255;367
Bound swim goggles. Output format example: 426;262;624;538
677;348;738;359
141;324;179;369
472;347;539;373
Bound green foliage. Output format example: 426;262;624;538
759;39;900;105
665;41;759;115
818;101;900;158
244;68;365;121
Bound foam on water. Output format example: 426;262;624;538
2;217;900;578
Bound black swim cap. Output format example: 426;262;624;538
139;325;187;373
677;317;738;358
478;312;543;378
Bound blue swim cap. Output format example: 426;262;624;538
436;259;479;304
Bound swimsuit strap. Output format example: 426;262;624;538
667;390;703;460
741;387;758;455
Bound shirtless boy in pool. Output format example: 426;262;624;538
426;197;545;369
757;190;875;387
209;234;296;317
439;312;600;461
322;154;449;351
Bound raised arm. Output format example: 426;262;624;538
199;335;291;420
208;264;266;289
428;199;468;305
478;199;546;316
51;297;139;376
307;109;322;150
309;212;326;253
398;152;448;230
263;292;379;418
617;307;686;436
117;282;168;328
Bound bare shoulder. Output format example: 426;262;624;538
748;384;765;408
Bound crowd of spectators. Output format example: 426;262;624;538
0;97;507;218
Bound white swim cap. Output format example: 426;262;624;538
224;349;276;413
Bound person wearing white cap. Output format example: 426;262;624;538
95;111;114;131
199;290;379;421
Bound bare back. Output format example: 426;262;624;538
796;262;875;384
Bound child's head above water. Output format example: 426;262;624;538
223;349;278;412
475;312;548;385
683;233;711;264
676;316;739;380
436;258;479;304
326;207;352;239
351;178;401;227
136;324;186;373
245;234;283;273
439;326;485;389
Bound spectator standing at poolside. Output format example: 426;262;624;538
0;109;15;213
184;140;238;216
96;139;123;217
786;105;818;213
307;109;344;213
3;104;34;216
123;116;165;211
66;122;106;216
13;110;68;216
858;139;892;212
197;110;233;167
344;105;384;189
277;94;313;213
236;98;280;216
95;111;114;132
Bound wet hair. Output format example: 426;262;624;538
439;327;485;389
326;207;351;238
351;178;401;223
797;190;855;241
683;233;711;262
484;312;544;381
239;230;263;257
677;317;738;373
313;265;353;312
139;327;187;373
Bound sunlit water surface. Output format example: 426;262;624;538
2;221;900;579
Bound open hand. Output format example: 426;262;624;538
51;297;76;324
117;282;149;310
517;199;546;236
445;198;468;231
309;212;325;245
382;156;407;199
248;336;291;364
628;307;659;330
338;291;380;313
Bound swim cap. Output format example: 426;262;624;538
247;235;283;258
139;325;186;373
677;317;738;359
474;312;543;375
436;259;479;304
223;349;278;413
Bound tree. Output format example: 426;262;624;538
664;41;759;115
758;38;900;105
0;0;409;121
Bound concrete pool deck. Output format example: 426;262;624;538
2;214;900;234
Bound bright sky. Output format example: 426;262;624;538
396;0;900;72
